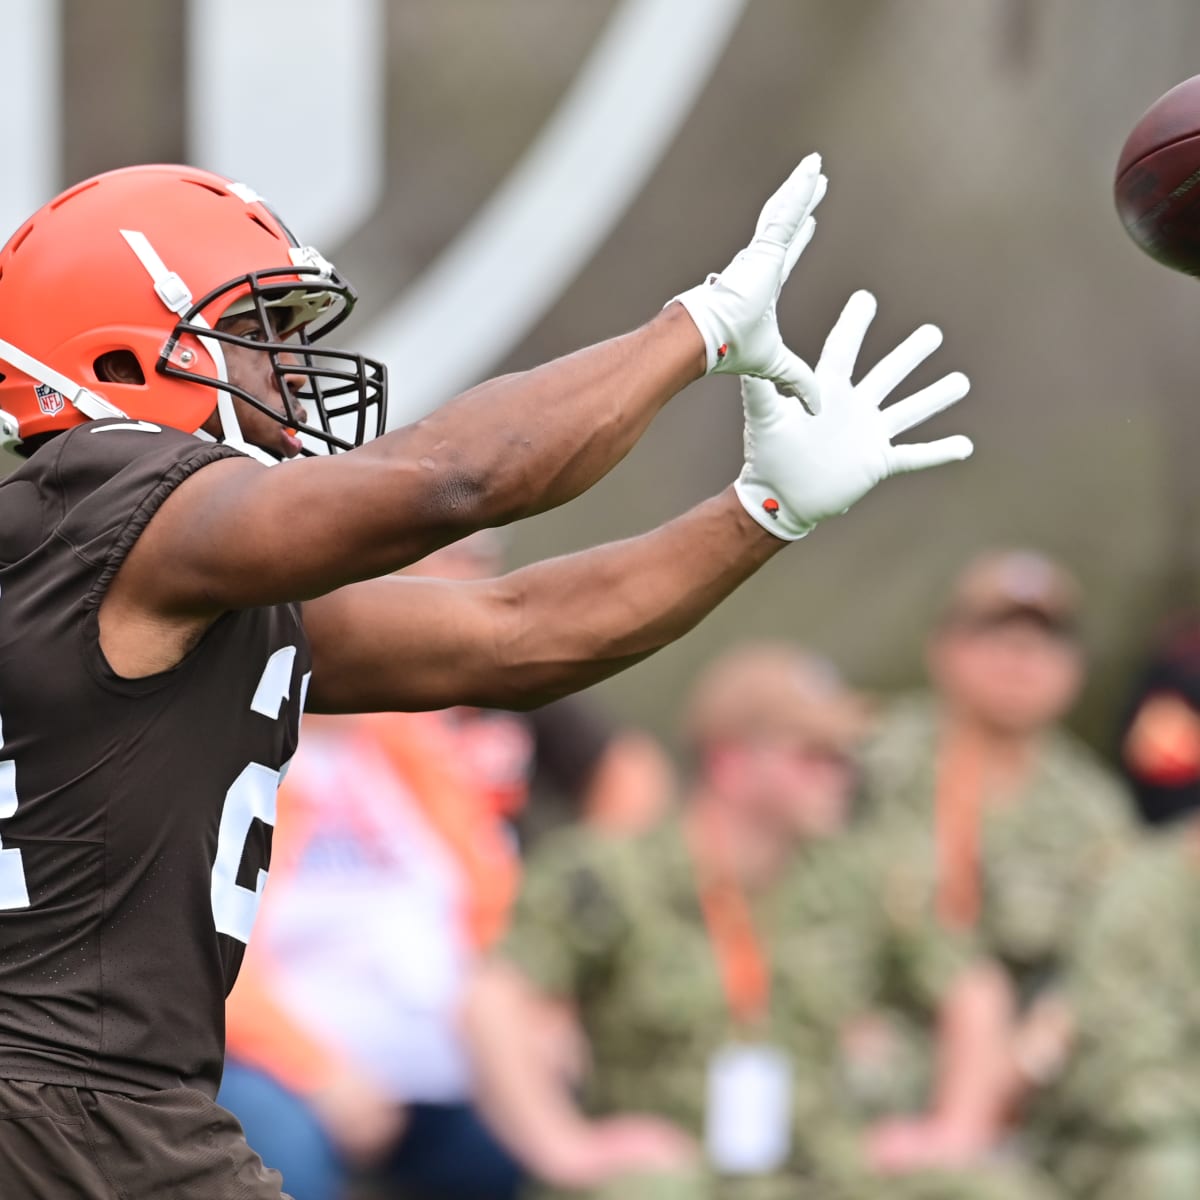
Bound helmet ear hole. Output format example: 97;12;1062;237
94;350;145;386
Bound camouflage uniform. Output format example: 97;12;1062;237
1038;835;1200;1199
498;815;1061;1200
855;694;1133;1196
859;694;1133;1003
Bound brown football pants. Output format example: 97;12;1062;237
0;1077;291;1199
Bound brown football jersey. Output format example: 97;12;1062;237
0;419;310;1097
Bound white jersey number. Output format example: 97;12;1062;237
0;584;30;910
0;717;31;911
210;647;310;944
0;622;308;926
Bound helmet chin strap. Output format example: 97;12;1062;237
0;334;126;450
119;229;279;468
187;316;279;468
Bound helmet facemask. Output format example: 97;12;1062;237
161;262;387;460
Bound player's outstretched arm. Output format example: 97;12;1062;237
304;294;972;713
302;487;779;713
113;157;829;626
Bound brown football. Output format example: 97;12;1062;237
1116;74;1200;274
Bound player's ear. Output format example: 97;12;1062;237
94;350;145;386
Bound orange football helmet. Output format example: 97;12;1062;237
0;163;386;459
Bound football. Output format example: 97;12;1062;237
1115;74;1200;274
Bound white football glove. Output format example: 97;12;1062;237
671;153;828;410
735;290;973;540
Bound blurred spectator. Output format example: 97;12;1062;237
463;643;1059;1200
1035;807;1200;1199
389;532;674;844
857;550;1135;1168
219;533;673;1200
1116;613;1200;827
518;697;674;847
398;531;675;846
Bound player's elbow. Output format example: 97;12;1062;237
482;578;652;710
467;581;575;710
397;410;535;532
415;464;492;533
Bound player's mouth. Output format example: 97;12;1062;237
275;399;309;458
279;425;304;458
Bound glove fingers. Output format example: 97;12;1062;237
882;372;971;437
763;347;821;415
779;216;816;287
860;323;944;404
886;435;974;475
818;290;877;381
776;173;825;287
740;374;788;424
808;171;829;217
754;153;823;246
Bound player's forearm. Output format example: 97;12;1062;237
301;487;783;715
486;487;784;708
410;151;823;541
363;304;703;537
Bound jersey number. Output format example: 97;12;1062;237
0;630;309;927
0;712;31;911
0;583;30;910
210;646;310;945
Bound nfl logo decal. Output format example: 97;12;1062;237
35;383;65;417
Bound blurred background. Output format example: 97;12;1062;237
12;5;1200;1200
3;0;1199;747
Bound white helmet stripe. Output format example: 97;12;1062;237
118;229;279;467
0;335;125;422
119;229;194;315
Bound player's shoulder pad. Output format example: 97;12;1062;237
50;418;249;503
61;417;235;474
47;420;249;566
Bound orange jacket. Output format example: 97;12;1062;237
225;711;522;1095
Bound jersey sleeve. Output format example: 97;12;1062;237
495;828;632;998
50;419;249;596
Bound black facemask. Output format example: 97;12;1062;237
159;263;387;455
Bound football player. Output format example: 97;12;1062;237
0;157;971;1197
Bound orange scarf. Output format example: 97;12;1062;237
688;809;771;1028
934;735;986;930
